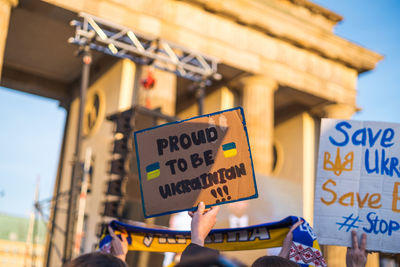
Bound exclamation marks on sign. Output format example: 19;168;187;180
210;185;231;203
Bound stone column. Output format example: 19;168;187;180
241;75;278;176
0;0;17;80
322;103;357;119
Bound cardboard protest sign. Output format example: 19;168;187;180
134;107;257;218
314;119;400;253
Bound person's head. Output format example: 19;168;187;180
251;256;299;267
177;254;246;267
64;252;128;267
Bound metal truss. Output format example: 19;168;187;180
69;12;221;83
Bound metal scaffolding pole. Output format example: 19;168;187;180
63;45;92;263
196;81;206;115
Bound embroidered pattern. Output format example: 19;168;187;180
289;241;327;267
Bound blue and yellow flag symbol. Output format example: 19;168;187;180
146;162;160;180
222;142;237;158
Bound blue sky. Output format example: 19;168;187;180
313;0;400;123
0;1;399;217
0;88;66;217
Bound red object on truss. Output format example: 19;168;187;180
141;71;156;90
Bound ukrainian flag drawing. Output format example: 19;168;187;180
146;162;160;180
222;142;237;158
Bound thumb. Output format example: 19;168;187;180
197;201;205;215
108;225;117;239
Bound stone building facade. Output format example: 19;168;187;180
0;0;382;266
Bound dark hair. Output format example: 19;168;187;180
177;254;246;267
251;256;300;267
64;252;127;267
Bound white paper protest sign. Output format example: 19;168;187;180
314;119;400;253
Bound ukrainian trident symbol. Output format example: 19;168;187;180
323;147;354;176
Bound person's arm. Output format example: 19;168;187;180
346;230;367;267
108;225;128;262
188;201;220;246
278;220;303;259
179;202;220;264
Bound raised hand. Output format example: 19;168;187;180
188;202;220;246
278;220;303;259
346;230;367;267
108;225;128;262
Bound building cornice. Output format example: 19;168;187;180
286;0;342;23
184;0;383;73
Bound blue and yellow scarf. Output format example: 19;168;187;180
99;216;326;267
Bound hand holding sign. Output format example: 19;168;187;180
134;107;257;218
189;202;220;246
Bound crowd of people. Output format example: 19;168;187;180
64;202;368;267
